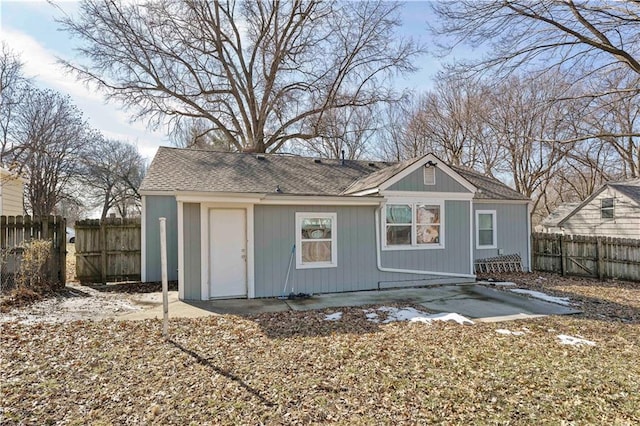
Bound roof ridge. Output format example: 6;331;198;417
159;145;394;165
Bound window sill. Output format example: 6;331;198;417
296;263;338;270
476;245;497;250
382;244;445;251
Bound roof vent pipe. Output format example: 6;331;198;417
341;149;345;166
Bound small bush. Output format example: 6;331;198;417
16;239;57;293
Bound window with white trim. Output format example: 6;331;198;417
476;210;497;249
384;202;444;249
295;212;337;269
601;198;614;219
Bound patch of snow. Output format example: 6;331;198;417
324;312;342;321
364;311;380;322
496;329;525;336
365;306;473;325
0;284;159;325
510;289;572;306
558;334;596;346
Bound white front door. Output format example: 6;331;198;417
209;208;247;298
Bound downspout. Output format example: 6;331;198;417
374;205;476;279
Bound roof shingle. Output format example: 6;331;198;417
140;147;528;201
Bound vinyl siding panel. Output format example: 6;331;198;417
144;196;178;282
561;188;640;239
182;203;201;300
1;179;23;216
253;203;472;298
473;203;530;269
388;167;470;193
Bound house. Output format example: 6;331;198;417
0;168;24;216
139;147;531;300
537;202;580;233
549;179;640;238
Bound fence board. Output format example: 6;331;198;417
532;232;640;281
75;217;141;283
0;215;66;292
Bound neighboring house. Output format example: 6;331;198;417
537;202;580;233
552;179;640;238
139;147;531;300
0;168;25;216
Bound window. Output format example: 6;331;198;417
295;212;337;269
416;204;441;244
476;210;496;249
384;202;444;249
601;198;614;219
423;166;436;185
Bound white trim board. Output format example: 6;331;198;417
177;201;184;299
199;202;255;300
381;190;474;200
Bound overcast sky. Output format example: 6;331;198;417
0;1;461;161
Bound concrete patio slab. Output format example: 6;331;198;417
115;284;581;322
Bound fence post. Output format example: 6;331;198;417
596;237;604;280
160;217;169;339
560;234;567;276
100;220;107;285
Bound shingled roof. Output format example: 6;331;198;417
609;179;640;204
140;147;390;195
140;147;528;201
449;165;529;200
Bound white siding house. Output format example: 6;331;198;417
0;169;24;216
552;179;640;238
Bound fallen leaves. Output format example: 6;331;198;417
2;273;640;424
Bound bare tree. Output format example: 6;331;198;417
10;88;91;216
300;104;378;160
60;0;423;153
431;1;640;83
0;42;29;163
433;3;640;137
171;118;235;151
81;138;146;220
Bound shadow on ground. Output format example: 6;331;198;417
83;281;178;293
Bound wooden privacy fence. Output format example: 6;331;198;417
75;217;141;283
0;215;66;291
532;232;640;281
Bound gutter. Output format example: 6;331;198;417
374;205;476;279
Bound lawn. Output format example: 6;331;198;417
2;273;640;425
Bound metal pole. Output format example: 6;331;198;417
159;217;169;339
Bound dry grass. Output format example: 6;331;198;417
2;273;640;425
66;243;76;283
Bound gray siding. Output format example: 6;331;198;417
388;167;470;193
253;203;472;298
561;188;640;239
183;203;201;300
473;203;530;269
144;195;178;282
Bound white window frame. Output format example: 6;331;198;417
423;166;436;185
476;210;497;249
295;212;338;269
601;198;614;219
382;200;445;250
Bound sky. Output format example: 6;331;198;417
0;1;462;161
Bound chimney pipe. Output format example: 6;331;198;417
341;149;345;165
